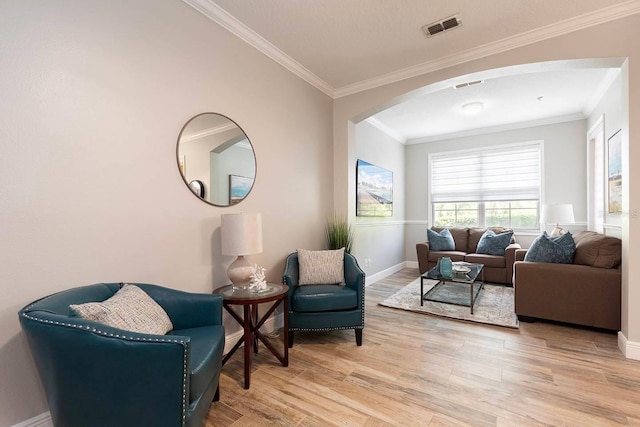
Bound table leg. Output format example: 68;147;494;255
420;276;424;306
243;304;252;389
252;304;259;354
253;297;288;366
283;296;289;366
470;282;474;315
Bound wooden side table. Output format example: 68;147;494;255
214;283;289;389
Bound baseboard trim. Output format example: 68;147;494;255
365;261;416;286
618;331;640;360
405;261;419;269
11;412;52;427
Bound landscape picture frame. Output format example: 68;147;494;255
607;129;622;213
229;175;254;205
356;159;393;217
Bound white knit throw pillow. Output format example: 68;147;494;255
70;284;173;335
297;248;345;285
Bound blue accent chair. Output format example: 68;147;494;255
18;283;225;427
283;252;365;347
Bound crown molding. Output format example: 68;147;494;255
184;0;640;99
583;68;622;117
180;122;237;142
182;0;335;97
406;113;586;145
365;117;407;144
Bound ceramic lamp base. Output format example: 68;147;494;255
550;225;564;237
227;255;252;291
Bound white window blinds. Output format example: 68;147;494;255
430;142;541;203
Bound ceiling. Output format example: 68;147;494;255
185;0;639;141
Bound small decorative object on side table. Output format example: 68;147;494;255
214;283;289;389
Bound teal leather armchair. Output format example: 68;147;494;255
283;252;365;347
19;283;225;427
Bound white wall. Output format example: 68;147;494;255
353;120;405;278
0;1;333;425
404;119;587;257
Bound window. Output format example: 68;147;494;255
430;142;542;230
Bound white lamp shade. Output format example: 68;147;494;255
541;204;575;225
221;212;263;256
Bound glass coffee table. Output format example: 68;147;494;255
420;262;484;314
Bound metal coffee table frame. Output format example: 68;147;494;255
420;262;484;314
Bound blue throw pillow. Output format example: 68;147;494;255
524;231;576;264
476;230;513;256
427;228;455;251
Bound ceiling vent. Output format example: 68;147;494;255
422;14;462;37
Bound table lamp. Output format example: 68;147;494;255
221;212;263;290
541;204;575;237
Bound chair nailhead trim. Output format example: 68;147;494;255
21;311;189;426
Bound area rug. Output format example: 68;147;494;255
379;278;519;328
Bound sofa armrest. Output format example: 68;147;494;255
515;248;527;262
504;243;521;284
136;283;223;330
513;261;621;329
344;253;365;310
416;242;431;274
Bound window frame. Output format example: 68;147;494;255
428;141;544;232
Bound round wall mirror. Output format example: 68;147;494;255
177;113;256;206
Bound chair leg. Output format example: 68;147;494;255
288;331;294;348
213;385;220;402
355;329;363;346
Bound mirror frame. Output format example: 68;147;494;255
176;113;256;207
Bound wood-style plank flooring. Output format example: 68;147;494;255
206;268;640;426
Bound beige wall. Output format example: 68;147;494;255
334;15;639;345
0;1;332;425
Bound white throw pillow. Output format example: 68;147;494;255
70;284;173;335
297;248;345;285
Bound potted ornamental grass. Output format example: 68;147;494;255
325;213;354;254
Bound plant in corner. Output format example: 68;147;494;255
325;213;354;254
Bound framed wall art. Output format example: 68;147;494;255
607;129;622;213
356;159;393;217
229;175;254;205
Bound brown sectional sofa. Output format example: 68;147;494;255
513;230;621;330
416;227;520;285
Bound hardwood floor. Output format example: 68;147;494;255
206;268;640;426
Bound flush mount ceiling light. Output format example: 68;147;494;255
460;102;485;114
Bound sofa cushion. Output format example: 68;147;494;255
427;228;455;251
573;231;622;268
292;284;357;312
169;325;224;404
69;284;173;335
464;253;506;268
524;232;575;264
427;251;467;263
476;230;514;256
297;248;344;285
